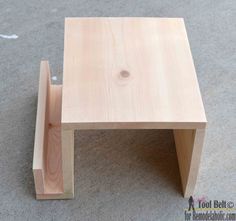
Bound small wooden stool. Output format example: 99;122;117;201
33;17;207;199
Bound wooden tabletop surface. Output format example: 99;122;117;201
61;17;206;129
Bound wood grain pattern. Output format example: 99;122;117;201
173;128;206;197
61;129;74;197
62;17;206;129
33;61;64;199
33;61;49;194
33;18;207;199
44;85;63;194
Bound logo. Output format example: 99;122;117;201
188;196;195;212
184;196;236;221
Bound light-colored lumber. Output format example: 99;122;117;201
60;17;207;198
61;129;74;197
173;128;206;197
62;17;207;130
33;61;67;199
33;18;207;199
33;61;49;194
44;85;63;195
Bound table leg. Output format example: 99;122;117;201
173;128;206;197
61;129;75;198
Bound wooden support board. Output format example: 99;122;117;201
174;129;206;197
33;61;64;199
33;18;207;199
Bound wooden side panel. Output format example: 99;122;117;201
173;129;206;197
33;61;50;194
33;61;66;199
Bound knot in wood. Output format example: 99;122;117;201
120;70;130;78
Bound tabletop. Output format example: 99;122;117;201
61;17;206;130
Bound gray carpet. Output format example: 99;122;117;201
0;1;235;220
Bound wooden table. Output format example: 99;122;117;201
33;17;207;199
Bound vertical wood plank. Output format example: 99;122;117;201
173;129;206;197
61;129;74;197
33;61;50;195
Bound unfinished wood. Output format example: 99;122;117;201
36;192;74;200
33;61;66;199
44;85;63;194
33;18;207;200
61;129;74;197
37;126;75;200
173;128;206;197
61;121;206;130
33;61;49;194
62;17;206;130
